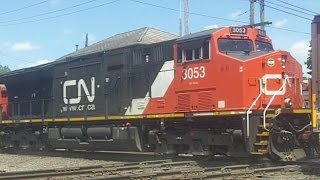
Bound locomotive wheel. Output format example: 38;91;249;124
268;130;297;161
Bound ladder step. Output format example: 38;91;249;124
257;149;268;154
254;141;269;146
250;151;267;155
256;132;270;137
258;123;273;128
264;114;275;119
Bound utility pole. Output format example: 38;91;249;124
179;0;182;36
312;15;320;130
184;0;189;35
260;0;265;30
250;0;255;26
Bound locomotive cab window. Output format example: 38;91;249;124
218;39;253;52
177;38;210;63
256;41;274;51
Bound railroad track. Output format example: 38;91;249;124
0;159;311;180
0;149;175;165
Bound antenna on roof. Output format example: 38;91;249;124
85;33;89;47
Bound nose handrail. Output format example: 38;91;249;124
263;76;293;131
246;79;262;137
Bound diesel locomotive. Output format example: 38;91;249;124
0;16;319;161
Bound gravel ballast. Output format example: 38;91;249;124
0;153;116;172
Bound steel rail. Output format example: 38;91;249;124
0;159;317;180
0;159;173;179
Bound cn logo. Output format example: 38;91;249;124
63;77;95;104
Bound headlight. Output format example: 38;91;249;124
284;98;292;108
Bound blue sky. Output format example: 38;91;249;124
0;0;318;75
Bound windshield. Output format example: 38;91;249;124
256;41;273;51
218;39;253;52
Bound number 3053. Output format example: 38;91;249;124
182;66;206;80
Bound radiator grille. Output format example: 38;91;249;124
177;93;190;112
198;91;212;110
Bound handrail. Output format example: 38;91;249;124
263;76;293;131
246;79;262;137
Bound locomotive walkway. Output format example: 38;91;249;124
0;159;318;179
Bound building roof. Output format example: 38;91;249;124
177;28;222;43
57;27;179;61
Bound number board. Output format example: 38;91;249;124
182;66;206;80
230;27;247;34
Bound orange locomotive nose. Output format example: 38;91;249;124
261;51;303;109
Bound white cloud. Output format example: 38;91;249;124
274;18;288;28
19;59;51;69
230;10;242;19
11;42;40;52
63;29;73;35
203;24;219;30
290;40;310;67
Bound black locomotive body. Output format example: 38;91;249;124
1;27;176;120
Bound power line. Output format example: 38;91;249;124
259;2;312;21
0;0;310;36
0;0;99;24
0;0;51;16
129;0;248;24
274;0;318;15
237;10;249;17
268;26;310;35
264;0;315;16
131;0;310;35
0;0;121;27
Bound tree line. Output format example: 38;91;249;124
0;65;10;75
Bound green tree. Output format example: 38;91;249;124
305;41;312;70
0;65;10;75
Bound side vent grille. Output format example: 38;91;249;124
198;91;212;110
177;93;190;112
